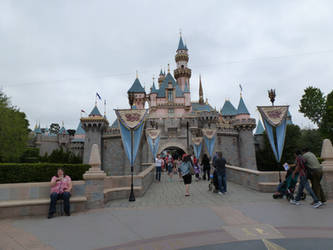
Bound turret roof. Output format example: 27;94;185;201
128;78;145;93
89;105;102;116
151;82;158;94
177;36;187;51
237;96;250;115
111;119;119;128
192;102;214;112
75;122;85;135
157;73;184;98
59;126;68;135
221;100;237;116
255;120;265;135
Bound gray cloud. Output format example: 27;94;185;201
1;0;332;129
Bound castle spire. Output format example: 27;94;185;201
199;74;204;104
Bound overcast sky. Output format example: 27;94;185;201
1;0;332;130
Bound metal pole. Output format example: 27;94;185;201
186;121;189;152
129;128;135;202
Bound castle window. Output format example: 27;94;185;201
168;90;173;101
181;65;184;68
168;109;174;114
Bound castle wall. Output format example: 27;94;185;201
215;134;240;166
238;130;257;170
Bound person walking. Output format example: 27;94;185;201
302;148;326;204
179;154;193;196
155;154;162;182
166;152;173;180
290;150;323;208
201;154;210;181
214;152;227;195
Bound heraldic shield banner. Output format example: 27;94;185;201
257;105;289;162
146;129;160;160
202;129;217;159
115;109;147;165
192;137;203;159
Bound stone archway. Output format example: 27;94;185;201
158;140;187;155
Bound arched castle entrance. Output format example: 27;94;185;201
158;140;187;159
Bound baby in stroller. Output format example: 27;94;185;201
273;163;306;201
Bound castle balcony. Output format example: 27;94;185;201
174;68;191;79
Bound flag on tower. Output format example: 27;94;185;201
81;109;85;113
96;93;102;100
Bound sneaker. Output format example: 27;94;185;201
290;199;300;205
313;201;323;208
218;192;223;196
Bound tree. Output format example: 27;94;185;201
320;90;333;142
0;91;29;162
49;123;60;134
298;129;323;156
299;87;326;125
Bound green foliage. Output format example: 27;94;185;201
19;147;40;163
41;147;82;164
320;90;333;142
0;91;29;162
49;123;60;134
0;163;90;183
297;129;323;156
299;87;326;125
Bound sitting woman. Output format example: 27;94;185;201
48;168;72;219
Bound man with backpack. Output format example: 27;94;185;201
290;150;322;208
214;151;227;195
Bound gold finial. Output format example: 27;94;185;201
167;64;170;73
179;28;182;37
152;75;155;82
136;70;138;79
239;84;243;97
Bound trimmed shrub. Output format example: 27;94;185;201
0;163;90;183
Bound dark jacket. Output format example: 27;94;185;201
214;157;226;175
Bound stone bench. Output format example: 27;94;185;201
0;181;87;218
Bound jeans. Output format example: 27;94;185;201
48;192;71;215
295;175;318;202
217;173;227;193
203;167;210;180
156;167;161;181
309;169;326;202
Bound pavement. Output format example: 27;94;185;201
1;172;333;250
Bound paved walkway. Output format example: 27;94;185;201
1;172;333;250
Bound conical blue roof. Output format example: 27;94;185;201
75;122;85;135
221;100;237;116
151;82;158;94
159;69;163;76
128;78;145;93
157;73;181;97
237;97;250;115
255;120;265;135
89;105;102;116
177;36;187;51
59;126;68;135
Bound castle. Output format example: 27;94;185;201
32;34;259;175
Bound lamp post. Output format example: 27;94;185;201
128;92;136;202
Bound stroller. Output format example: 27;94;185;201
208;170;218;193
273;167;306;201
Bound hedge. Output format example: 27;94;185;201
0;163;90;183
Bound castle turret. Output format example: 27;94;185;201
232;94;257;170
174;33;191;92
149;79;158;109
81;105;109;164
158;69;165;88
128;76;146;109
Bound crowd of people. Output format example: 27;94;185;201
154;151;227;196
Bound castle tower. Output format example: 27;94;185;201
127;76;146;109
174;33;191;92
158;69;165;88
149;78;158;109
81;105;109;164
232;95;257;170
199;75;204;104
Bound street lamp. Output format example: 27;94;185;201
128;91;136;202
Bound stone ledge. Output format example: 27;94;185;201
0;196;87;208
0;180;85;188
104;186;141;194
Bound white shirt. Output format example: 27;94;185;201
155;158;162;167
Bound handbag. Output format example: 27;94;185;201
189;162;195;175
